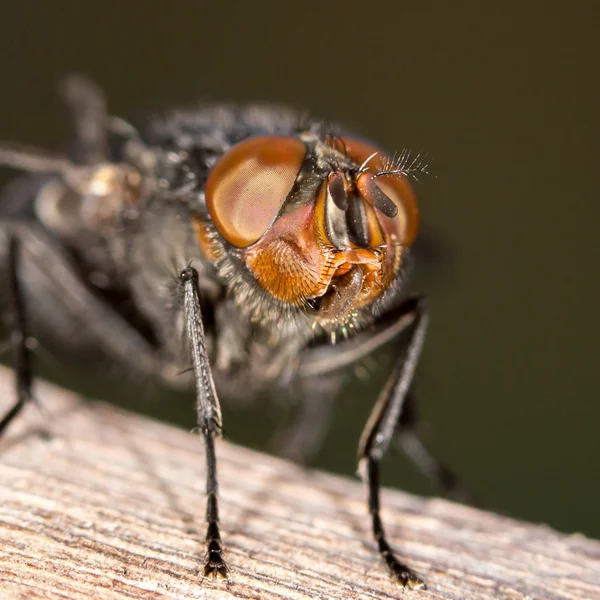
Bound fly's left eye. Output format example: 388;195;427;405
205;135;306;248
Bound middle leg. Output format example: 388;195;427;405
395;392;476;504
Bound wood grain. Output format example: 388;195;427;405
0;366;598;600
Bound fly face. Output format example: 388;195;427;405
195;131;419;331
0;77;471;591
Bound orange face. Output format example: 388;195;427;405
200;134;419;321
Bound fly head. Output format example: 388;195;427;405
195;130;420;331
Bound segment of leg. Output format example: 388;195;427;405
396;393;476;504
271;373;343;464
289;297;422;464
297;295;430;586
298;297;419;379
59;74;108;165
0;221;163;435
0;236;34;434
357;296;428;589
180;266;228;579
299;289;475;503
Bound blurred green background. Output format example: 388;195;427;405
0;2;598;539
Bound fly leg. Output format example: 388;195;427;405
396;393;476;504
0;236;34;434
357;296;428;589
271;373;343;463
297;296;431;587
180;266;228;580
59;74;108;165
0;220;165;435
298;294;473;500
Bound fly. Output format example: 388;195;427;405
0;75;469;590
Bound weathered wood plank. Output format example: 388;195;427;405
0;366;598;600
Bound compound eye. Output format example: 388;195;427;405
341;137;420;247
205;135;306;248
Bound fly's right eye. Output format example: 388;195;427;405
340;137;420;247
205;135;306;248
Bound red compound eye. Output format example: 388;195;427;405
341;137;420;247
205;135;306;248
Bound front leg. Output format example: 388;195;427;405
180;266;228;580
298;296;431;588
299;295;473;502
357;296;428;589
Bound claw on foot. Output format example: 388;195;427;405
202;559;229;580
394;569;426;590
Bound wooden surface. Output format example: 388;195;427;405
0;366;598;600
